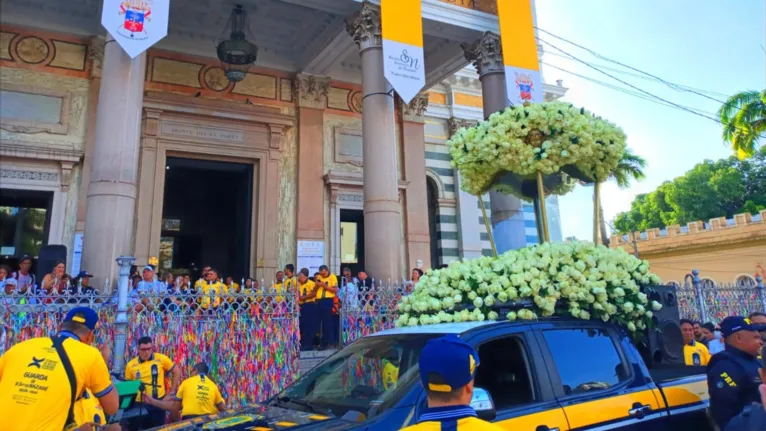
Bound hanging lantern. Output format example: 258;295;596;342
216;4;258;83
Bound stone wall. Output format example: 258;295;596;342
610;211;766;284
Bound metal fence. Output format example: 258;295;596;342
1;258;300;407
675;270;766;324
338;281;404;347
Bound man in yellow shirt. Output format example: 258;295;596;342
142;362;226;420
681;319;711;366
198;268;227;310
297;268;318;351
400;335;503;431
284;264;296;307
0;306;118;431
315;265;339;349
124;336;182;430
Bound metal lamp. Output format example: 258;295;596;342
216;4;258;83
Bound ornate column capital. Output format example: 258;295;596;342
294;73;331;109
447;117;476;137
400;93;429;123
346;2;382;52
461;32;504;77
88;37;105;78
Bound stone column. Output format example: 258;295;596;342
81;35;146;291
400;93;431;271
347;3;402;281
295;73;331;244
463;32;526;252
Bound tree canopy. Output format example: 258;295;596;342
613;146;766;234
718;90;766;159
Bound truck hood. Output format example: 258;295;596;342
152;404;361;431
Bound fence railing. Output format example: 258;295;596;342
338;282;405;346
1;258;301;407
675;270;765;324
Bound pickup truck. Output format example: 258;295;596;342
154;318;711;431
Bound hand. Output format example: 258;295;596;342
760;384;766;410
142;392;155;405
99;345;112;364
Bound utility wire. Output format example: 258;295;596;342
535;27;730;105
538;37;763;137
541;62;719;117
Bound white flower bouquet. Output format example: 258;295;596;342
447;102;627;199
395;242;662;338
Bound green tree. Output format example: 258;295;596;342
613;147;766;234
718;90;766;159
598;150;646;244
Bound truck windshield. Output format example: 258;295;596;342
272;334;439;419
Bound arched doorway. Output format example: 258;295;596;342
427;177;439;268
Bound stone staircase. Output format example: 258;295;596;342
299;349;337;374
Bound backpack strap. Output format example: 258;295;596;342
51;336;78;427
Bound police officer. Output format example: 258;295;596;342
400;335;503;431
142;362;226;420
0;307;118;431
707;316;765;430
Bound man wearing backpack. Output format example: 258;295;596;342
0;307;118;431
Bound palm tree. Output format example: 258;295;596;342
594;150;647;245
718;90;766;159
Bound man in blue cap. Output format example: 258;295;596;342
0;306;118;431
401;335;503;430
707;315;765;430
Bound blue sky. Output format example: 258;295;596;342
534;0;765;240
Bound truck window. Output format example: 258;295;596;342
543;328;629;395
474;336;536;409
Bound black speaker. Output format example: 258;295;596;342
36;244;67;284
639;285;684;366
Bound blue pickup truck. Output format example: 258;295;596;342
154;318;711;431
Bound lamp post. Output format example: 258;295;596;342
113;255;135;374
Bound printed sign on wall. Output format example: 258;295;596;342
497;0;542;105
101;0;170;58
381;0;425;104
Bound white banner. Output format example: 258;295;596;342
102;0;170;58
505;65;543;105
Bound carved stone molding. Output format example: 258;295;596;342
268;124;285;151
462;32;504;77
0;169;60;182
294;73;331;109
447;117;477;137
400;93;429;123
346;2;382;52
59;161;74;192
88;37;105;78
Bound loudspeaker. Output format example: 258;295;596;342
639;285;684;366
36;244;67;284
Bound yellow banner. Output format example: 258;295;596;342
381;0;423;47
497;0;542;103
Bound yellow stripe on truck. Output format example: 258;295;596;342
561;389;662;429
659;379;709;407
495;407;569;430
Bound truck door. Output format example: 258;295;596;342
467;325;569;431
535;323;669;431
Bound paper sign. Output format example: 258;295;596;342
297;240;325;276
381;0;425;104
101;0;170;58
497;0;542;105
70;233;83;275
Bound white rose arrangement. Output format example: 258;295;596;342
447;102;627;199
395;242;662;338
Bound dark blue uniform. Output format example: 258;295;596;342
707;345;763;429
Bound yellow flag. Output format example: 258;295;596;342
381;0;425;103
497;0;542;104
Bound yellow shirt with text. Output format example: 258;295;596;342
198;281;228;308
273;282;285;303
401;417;505;431
125;352;175;401
683;341;711;366
315;274;338;299
73;389;107;430
175;373;224;417
299;280;317;304
0;336;113;431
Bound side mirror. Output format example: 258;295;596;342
470;387;496;421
